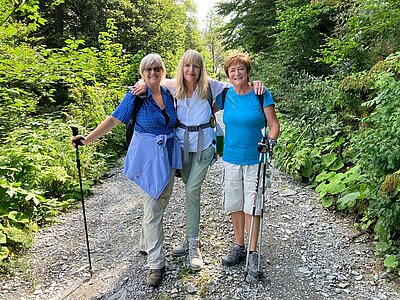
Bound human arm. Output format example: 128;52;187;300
209;78;265;105
213;90;225;114
70;116;121;147
264;106;279;140
130;78;176;96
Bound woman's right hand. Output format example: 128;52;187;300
70;135;87;148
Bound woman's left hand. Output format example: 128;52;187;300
252;80;265;95
130;80;147;95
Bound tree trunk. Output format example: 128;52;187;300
55;4;64;35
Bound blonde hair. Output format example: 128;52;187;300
175;50;209;100
224;52;251;80
139;53;166;82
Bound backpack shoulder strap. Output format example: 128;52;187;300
221;87;229;108
131;93;147;125
258;93;268;128
206;84;213;109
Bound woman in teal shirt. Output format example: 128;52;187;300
215;52;280;277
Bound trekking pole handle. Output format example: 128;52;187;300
71;126;84;146
268;137;277;159
71;126;79;136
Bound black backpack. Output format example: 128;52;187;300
125;88;174;147
221;87;267;127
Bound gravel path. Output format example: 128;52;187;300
1;159;399;300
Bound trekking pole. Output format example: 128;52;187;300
244;136;267;279
257;142;270;277
71;126;93;277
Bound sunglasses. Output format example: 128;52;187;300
145;66;162;73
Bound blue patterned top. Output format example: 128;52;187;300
112;86;177;162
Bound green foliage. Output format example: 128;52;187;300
267;0;400;274
0;7;130;266
203;9;227;80
320;0;400;74
274;0;335;77
217;0;277;53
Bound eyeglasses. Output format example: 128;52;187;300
145;66;162;73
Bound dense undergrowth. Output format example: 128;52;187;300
0;18;129;270
255;0;400;274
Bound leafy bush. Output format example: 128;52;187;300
0;18;129;266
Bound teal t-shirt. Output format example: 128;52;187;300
216;87;275;165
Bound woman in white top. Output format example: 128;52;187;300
165;50;230;271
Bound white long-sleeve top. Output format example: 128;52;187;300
165;78;230;152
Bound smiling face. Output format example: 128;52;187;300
183;61;201;83
224;53;252;88
143;63;163;88
139;53;166;89
227;63;249;87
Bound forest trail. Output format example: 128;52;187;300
1;160;399;300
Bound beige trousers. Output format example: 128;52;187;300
141;170;175;269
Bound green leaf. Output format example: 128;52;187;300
330;158;344;171
0;246;9;260
0;233;6;244
376;241;390;252
337;192;360;210
8;211;30;224
26;192;40;205
321;197;333;208
322;153;337;166
28;222;39;233
4;227;30;244
384;255;398;268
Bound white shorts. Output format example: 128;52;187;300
222;161;268;215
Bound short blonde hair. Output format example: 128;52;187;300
224;53;251;79
139;53;166;81
175;50;209;100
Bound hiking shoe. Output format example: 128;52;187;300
172;239;189;257
248;251;259;277
222;244;246;267
146;267;165;287
188;239;203;271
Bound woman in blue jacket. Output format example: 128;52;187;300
70;53;181;287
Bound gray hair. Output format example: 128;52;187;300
139;53;166;80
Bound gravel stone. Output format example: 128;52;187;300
1;158;400;299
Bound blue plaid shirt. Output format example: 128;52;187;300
112;86;177;162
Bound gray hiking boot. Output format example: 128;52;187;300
172;239;189;257
188;239;203;271
248;251;259;277
222;244;246;267
146;267;165;287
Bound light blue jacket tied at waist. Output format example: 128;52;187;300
124;131;182;200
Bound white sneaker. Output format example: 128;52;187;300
172;239;189;257
188;239;203;271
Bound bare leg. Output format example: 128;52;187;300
246;214;260;251
231;211;246;246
